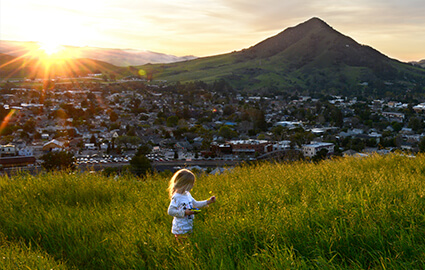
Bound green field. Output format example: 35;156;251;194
1;154;425;269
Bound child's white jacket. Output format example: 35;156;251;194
167;191;208;234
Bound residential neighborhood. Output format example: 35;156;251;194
1;78;425;171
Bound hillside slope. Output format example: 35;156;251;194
1;154;425;269
143;18;425;93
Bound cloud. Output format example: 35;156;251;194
2;0;425;60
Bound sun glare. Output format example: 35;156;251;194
39;42;62;56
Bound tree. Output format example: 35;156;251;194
408;117;424;133
218;126;238;140
23;118;36;133
41;151;76;171
166;116;179;127
90;134;97;144
271;125;286;141
130;155;152;176
135;144;152;156
312;148;328;162
109;110;119;122
115;136;141;149
419;136;425;152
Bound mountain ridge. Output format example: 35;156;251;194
1;17;425;95
141;17;425;94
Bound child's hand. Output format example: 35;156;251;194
185;209;194;216
207;196;216;204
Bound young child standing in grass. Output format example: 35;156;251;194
167;169;216;239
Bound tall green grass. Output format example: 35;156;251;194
1;154;425;269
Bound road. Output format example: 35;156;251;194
1;159;241;176
152;159;240;172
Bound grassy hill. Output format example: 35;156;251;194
141;18;425;93
1;154;425;269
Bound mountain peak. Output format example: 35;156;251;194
297;17;334;32
304;17;328;26
240;17;336;59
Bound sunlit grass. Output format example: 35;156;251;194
1;154;425;269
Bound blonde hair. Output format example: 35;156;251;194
168;169;195;199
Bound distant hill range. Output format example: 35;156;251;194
1;18;425;94
411;59;425;68
0;52;126;80
141;17;425;94
0;41;196;66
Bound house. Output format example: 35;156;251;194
413;103;425;112
382;112;405;123
0;144;17;157
275;121;302;129
18;147;34;156
302;142;334;158
211;142;232;156
228;139;269;155
42;140;65;152
84;143;97;150
100;143;108;150
268;140;291;152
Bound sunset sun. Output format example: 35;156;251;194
38;42;63;56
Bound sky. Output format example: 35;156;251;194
1;0;425;62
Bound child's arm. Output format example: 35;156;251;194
167;200;186;218
192;196;216;208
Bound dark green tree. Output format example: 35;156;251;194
130;155;152;176
218;126;238;139
135;144;152;156
166;116;179;127
312;148;328;162
23;118;37;133
41;151;76;171
419;136;425;152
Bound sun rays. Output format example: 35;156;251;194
0;42;118;82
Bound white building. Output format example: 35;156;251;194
302;142;334;158
84;143;97;150
100;143;108;150
19;147;34;156
0;144;17;156
270;141;291;151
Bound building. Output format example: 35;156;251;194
302;142;334;158
0;144;17;157
0;156;36;168
228;139;269;155
18;147;34;156
42;140;65;152
84;143;97;150
381;112;405;123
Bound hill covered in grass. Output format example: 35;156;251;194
141;18;425;94
1;154;425;269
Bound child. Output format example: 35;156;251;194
167;169;216;238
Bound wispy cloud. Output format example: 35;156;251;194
1;0;425;60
